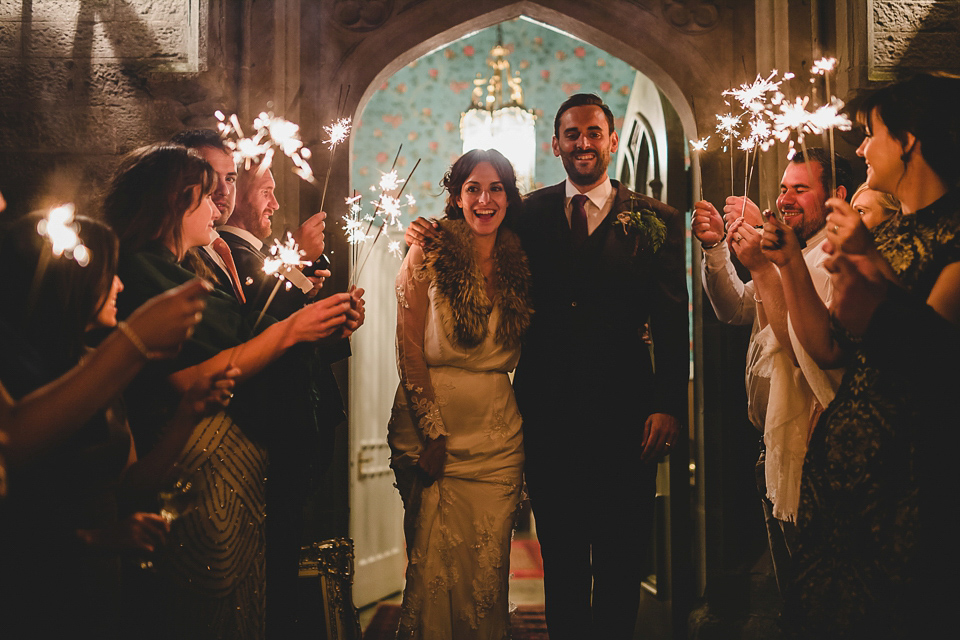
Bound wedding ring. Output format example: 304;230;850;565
665;442;672;449
734;234;743;242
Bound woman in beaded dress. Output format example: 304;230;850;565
388;149;532;639
0;212;231;638
103;144;353;639
760;74;960;638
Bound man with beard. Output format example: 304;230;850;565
692;148;853;597
407;93;688;639
225;161;364;640
171;130;327;304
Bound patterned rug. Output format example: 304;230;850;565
509;538;544;579
362;604;547;640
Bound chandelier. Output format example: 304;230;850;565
459;27;537;193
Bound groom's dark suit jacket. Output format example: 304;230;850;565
513;180;688;466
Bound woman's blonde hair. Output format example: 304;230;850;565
851;182;900;221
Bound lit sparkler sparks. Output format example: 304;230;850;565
253;233;312;331
323;118;352;149
689;136;710;152
215;110;316;184
345;156;421;286
723;70;783;112
378;170;403;192
37;204;89;266
689;137;710;201
811;57;837;76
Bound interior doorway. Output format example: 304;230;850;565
344;12;699;635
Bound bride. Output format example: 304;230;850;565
388;149;532;639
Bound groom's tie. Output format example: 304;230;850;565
571;194;589;249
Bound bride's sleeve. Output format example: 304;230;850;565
395;244;449;440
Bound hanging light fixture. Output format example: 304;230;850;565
460;25;537;193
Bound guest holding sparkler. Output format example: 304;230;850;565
0;210;234;639
225;160;365;639
103;143;353;640
760;73;960;638
388;149;531;639
692;149;853;598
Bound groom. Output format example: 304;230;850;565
408;94;688;638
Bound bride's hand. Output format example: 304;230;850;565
418;436;446;484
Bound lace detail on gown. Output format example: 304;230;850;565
388;238;526;639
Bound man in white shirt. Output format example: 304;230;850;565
692;148;853;595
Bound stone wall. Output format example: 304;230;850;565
0;0;233;216
869;0;960;80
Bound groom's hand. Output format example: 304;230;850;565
641;412;680;462
417;435;447;485
405;217;441;249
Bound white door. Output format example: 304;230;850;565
348;247;406;607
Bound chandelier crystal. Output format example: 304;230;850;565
460;27;537;193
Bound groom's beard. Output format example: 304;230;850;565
561;148;611;186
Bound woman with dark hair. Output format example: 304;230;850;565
388;149;531;638
0;211;231;638
762;73;960;637
103;143;354;639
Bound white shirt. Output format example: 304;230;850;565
219;225;264;251
700;226;844;522
564;177;614;236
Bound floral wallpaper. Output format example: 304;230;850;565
351;18;639;221
351;17;693;368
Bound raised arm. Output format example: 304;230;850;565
694;199;756;325
760;210;846;368
728;217;798;364
0;280;210;467
168;292;352;392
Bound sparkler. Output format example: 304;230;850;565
36;204;89;266
716;111;741;194
689;136;709;202
29;203;90;314
810;57;844;194
252;232;312;331
214;110;315;182
318;85;354;213
345;158;421;286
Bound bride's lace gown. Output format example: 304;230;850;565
388;222;529;640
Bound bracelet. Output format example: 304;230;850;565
117;321;153;360
754;293;763;304
700;233;726;250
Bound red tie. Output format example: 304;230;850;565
211;237;247;304
571;194;589;249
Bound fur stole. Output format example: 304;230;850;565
422;219;532;349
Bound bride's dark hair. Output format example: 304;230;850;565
441;149;523;228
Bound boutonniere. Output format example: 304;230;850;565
613;197;667;256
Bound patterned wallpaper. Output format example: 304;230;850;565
351;17;639;221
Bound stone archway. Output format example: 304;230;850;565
299;0;744;621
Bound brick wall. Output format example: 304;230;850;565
0;0;231;216
869;0;960;80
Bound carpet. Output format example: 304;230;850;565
362;604;547;640
509;538;544;579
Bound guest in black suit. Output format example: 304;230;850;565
408;94;688;639
224;162;365;640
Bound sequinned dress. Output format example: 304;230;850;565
787;191;960;637
388;220;532;640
